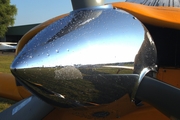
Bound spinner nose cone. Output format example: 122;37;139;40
10;59;21;77
10;59;20;72
10;49;38;81
10;54;30;71
9;6;152;108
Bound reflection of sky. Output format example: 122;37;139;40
12;7;144;69
59;42;139;66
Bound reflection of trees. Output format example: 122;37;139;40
54;66;83;80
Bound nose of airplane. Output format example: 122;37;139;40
10;5;149;107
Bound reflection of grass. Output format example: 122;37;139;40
15;67;100;106
0;53;135;109
15;65;134;107
0;52;16;112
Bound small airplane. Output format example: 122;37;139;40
0;42;17;53
0;0;180;119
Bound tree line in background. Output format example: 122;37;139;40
0;0;17;37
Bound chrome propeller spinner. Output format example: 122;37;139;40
11;4;156;108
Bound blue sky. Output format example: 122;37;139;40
10;0;125;26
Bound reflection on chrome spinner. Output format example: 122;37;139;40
11;5;157;108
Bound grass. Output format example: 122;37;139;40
0;97;16;112
0;52;16;112
0;53;14;73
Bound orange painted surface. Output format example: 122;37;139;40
112;2;180;30
44;95;168;120
119;104;169;120
157;68;180;88
0;73;31;101
44;106;168;120
17;86;31;99
43;94;136;120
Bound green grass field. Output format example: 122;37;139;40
0;52;16;112
0;53;14;73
